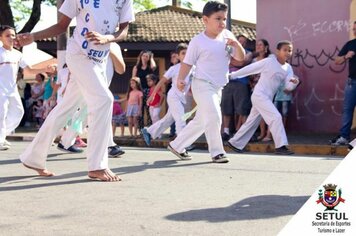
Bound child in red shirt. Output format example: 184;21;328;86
146;74;163;124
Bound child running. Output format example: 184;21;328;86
141;43;193;145
226;40;299;155
167;1;245;163
0;25;53;151
16;0;134;181
126;77;143;137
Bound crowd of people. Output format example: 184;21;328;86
0;0;354;182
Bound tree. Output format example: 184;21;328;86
0;0;207;34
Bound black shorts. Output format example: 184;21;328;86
221;81;251;116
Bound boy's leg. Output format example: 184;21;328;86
229;106;262;149
6;93;25;136
0;95;9;144
20;78;84;170
256;98;288;148
147;109;174;139
66;53;113;172
168;97;186;135
170;80;224;157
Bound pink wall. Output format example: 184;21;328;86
257;0;353;133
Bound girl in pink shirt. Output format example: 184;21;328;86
126;77;143;136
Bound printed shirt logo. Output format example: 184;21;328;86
316;184;345;211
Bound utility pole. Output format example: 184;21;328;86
224;0;231;30
57;0;67;68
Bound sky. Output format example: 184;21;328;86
154;0;256;23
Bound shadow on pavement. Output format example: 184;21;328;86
165;195;309;222
112;160;212;175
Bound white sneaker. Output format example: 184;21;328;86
0;143;9;151
330;136;349;146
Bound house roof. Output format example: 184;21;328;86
37;5;256;43
127;6;256;43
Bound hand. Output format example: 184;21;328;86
85;31;111;45
46;65;56;74
16;33;34;47
177;79;186;92
345;51;355;60
146;96;153;105
225;37;239;48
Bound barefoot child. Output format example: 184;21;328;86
227;40;299;155
17;0;134;181
167;1;245;163
0;25;53;151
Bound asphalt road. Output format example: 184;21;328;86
0;141;342;236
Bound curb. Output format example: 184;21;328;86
7;135;348;157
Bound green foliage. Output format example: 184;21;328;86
10;0;32;25
133;0;156;11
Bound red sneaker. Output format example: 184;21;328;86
75;137;87;148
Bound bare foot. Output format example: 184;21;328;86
88;169;121;182
23;163;55;177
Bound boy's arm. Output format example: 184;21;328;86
17;14;71;47
177;63;193;91
230;58;267;80
110;43;125;74
23;65;55;75
226;38;245;61
230;51;253;67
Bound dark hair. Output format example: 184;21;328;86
146;74;159;85
127;77;142;100
259;39;271;57
276;40;292;50
176;43;188;54
136;50;154;70
0;25;15;35
202;1;228;17
37;73;45;81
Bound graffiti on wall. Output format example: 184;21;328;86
281;18;352;125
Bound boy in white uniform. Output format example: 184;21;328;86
17;0;134;181
59;43;126;157
0;25;53;151
141;43;193;145
168;1;245;163
227;41;299;155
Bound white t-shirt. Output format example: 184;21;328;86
183;29;236;88
230;55;294;100
56;67;70;101
59;0;134;64
0;47;28;96
164;63;194;104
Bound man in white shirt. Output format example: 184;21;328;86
17;0;134;181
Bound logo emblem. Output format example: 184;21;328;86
316;184;345;211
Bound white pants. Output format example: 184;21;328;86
170;79;225;157
149;106;161;124
229;94;288;149
147;95;186;139
0;93;24;143
20;53;113;171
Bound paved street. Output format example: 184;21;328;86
0;141;342;236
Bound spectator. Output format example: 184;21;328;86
250;39;272;141
221;34;253;141
330;21;356;146
43;65;57;119
33;99;45;128
112;95;126;137
146;74;163;124
126;77;143;137
132;50;156;130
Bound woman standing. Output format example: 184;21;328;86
132;50;156;130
